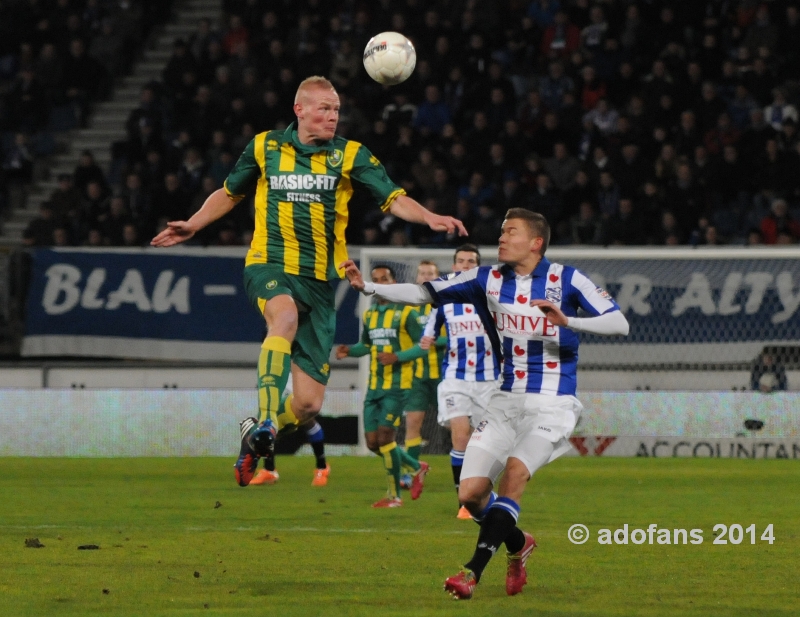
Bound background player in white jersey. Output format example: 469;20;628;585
341;208;629;600
419;244;499;520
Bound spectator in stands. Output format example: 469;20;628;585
541;11;580;59
764;88;798;131
414;84;451;137
604;196;645;245
24;203;57;246
49;173;82;223
543;142;580;193
73;150;107;196
2;133;34;187
570;201;603;245
5;67;49;132
760;198;800;244
61;38;106;124
750;351;788;392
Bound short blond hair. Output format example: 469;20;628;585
417;260;439;275
295;76;336;104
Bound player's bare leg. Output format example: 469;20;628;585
400;409;424;489
449;415;473;518
404;410;424;461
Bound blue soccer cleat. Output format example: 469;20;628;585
234;418;276;487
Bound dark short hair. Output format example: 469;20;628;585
454;243;481;265
371;263;396;281
504;208;551;254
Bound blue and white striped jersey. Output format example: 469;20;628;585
423;258;620;396
423;301;500;382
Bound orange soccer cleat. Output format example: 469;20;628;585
311;464;330;487
456;506;472;520
249;469;280;485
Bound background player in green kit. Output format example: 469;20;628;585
335;265;430;508
151;76;466;486
400;261;445;487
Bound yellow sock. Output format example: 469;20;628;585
257;336;292;425
379;442;401;498
276;393;299;433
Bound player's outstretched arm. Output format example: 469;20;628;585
151;188;237;247
531;299;630;336
341;259;433;305
389;194;468;237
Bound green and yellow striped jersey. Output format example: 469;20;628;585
414;304;445;381
224;123;405;281
347;303;425;391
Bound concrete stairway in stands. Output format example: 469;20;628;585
0;0;222;246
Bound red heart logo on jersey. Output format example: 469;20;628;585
450;352;456;358
486;350;491;356
549;274;559;282
468;360;475;366
467;341;475;347
492;270;502;279
515;370;526;379
517;295;527;303
514;345;525;356
546;361;558;369
465;306;472;313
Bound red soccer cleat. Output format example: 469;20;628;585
371;496;403;508
505;531;537;596
410;461;429;500
444;569;477;600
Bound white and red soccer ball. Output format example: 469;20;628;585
363;32;416;86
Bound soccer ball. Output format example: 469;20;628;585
363;32;416;86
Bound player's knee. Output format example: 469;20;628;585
291;397;323;422
458;487;484;512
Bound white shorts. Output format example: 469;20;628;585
437;379;498;428
462;390;582;479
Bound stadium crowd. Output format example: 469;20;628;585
15;0;800;248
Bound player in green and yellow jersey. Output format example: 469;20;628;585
335;265;430;508
151;76;466;487
400;261;446;486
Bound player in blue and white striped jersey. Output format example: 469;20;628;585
419;244;499;520
342;208;629;599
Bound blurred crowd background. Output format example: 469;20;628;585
7;0;800;249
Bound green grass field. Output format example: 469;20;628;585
1;456;798;617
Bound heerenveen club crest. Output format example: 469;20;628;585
327;149;343;167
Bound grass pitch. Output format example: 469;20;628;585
1;456;798;617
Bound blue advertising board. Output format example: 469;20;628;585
22;246;800;365
22;248;362;360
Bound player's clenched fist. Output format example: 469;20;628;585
335;344;350;360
